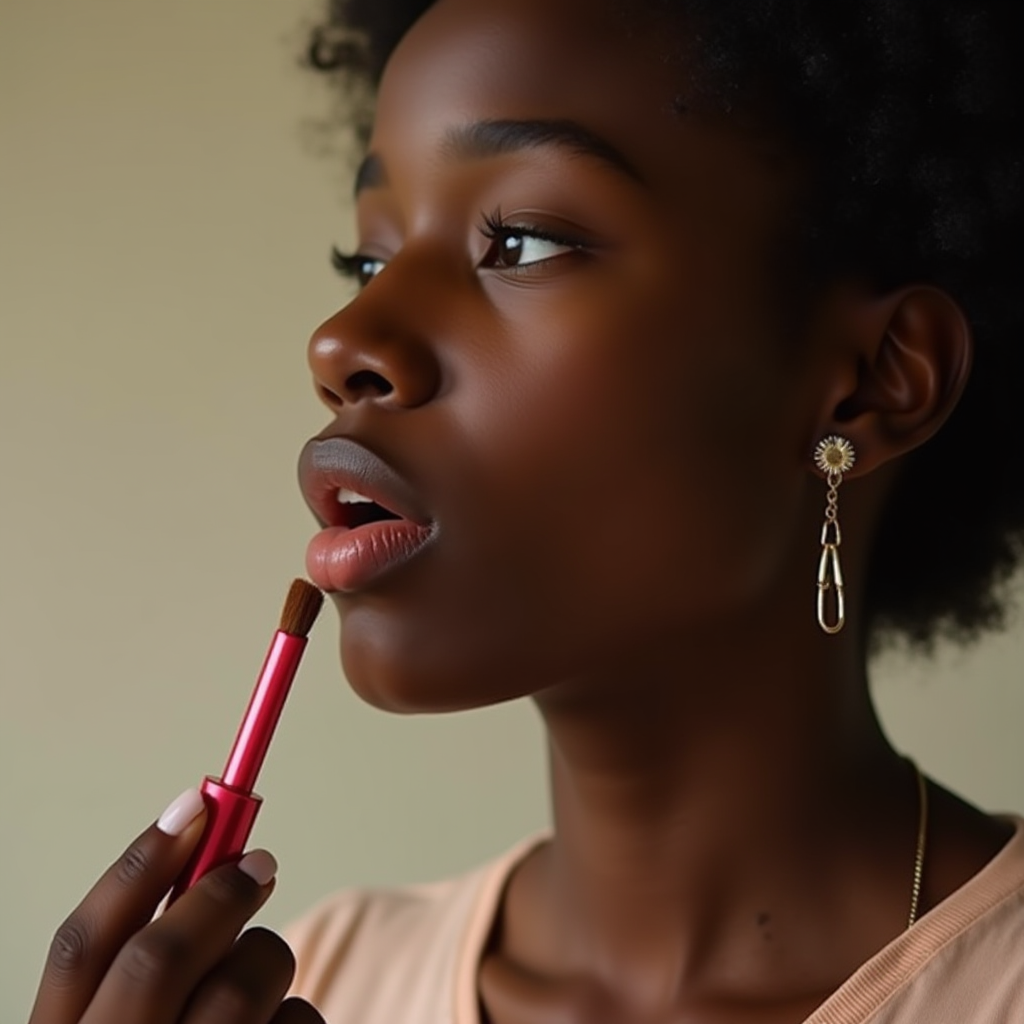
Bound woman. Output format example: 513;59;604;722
26;0;1024;1021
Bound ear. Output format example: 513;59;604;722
815;286;972;476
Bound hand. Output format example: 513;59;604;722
28;788;324;1024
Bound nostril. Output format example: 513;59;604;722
316;382;345;409
346;369;394;398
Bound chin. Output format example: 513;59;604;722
335;609;532;716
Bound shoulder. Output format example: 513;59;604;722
283;834;547;1024
823;815;1024;1024
903;815;1024;1008
284;871;483;998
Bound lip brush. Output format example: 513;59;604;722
168;578;324;904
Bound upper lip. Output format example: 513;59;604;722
297;436;432;529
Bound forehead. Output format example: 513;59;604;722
381;0;665;95
363;0;802;253
372;0;683;170
368;0;796;205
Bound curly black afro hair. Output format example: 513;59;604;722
307;0;1024;650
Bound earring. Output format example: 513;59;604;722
813;435;856;635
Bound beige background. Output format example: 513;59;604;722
1;2;1022;1020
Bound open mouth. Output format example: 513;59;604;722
298;435;434;535
336;488;405;529
299;437;438;592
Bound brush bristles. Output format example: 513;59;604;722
279;578;325;637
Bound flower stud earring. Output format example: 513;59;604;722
814;435;856;634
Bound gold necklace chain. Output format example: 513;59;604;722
907;760;929;928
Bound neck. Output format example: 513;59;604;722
519;615;917;1007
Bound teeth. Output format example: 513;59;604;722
337;488;375;505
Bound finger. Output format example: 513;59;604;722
29;787;207;1024
178;927;295;1024
80;849;278;1024
270;997;328;1024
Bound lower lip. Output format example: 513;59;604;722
305;520;436;593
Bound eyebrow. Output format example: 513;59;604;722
353;118;644;197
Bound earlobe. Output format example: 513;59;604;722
827;286;973;471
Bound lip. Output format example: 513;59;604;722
298;436;437;593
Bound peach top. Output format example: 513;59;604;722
285;817;1024;1023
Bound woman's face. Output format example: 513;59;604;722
301;0;822;711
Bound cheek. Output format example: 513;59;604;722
454;274;805;635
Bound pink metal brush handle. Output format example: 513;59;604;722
222;631;307;792
166;629;306;904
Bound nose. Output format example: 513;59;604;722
308;289;442;412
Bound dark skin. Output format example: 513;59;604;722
27;0;1013;1022
27;809;325;1023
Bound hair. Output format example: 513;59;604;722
307;0;1024;650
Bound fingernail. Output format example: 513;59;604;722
237;849;278;886
156;788;205;836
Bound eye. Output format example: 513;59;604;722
479;210;587;272
484;232;576;269
331;247;387;287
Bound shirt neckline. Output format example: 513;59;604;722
455;815;1024;1024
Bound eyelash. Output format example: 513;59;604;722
330;248;385;288
478;209;588;265
330;209;590;286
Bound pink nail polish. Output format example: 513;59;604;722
156;788;205;836
237;849;278;886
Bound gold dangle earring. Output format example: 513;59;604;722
813;435;856;634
